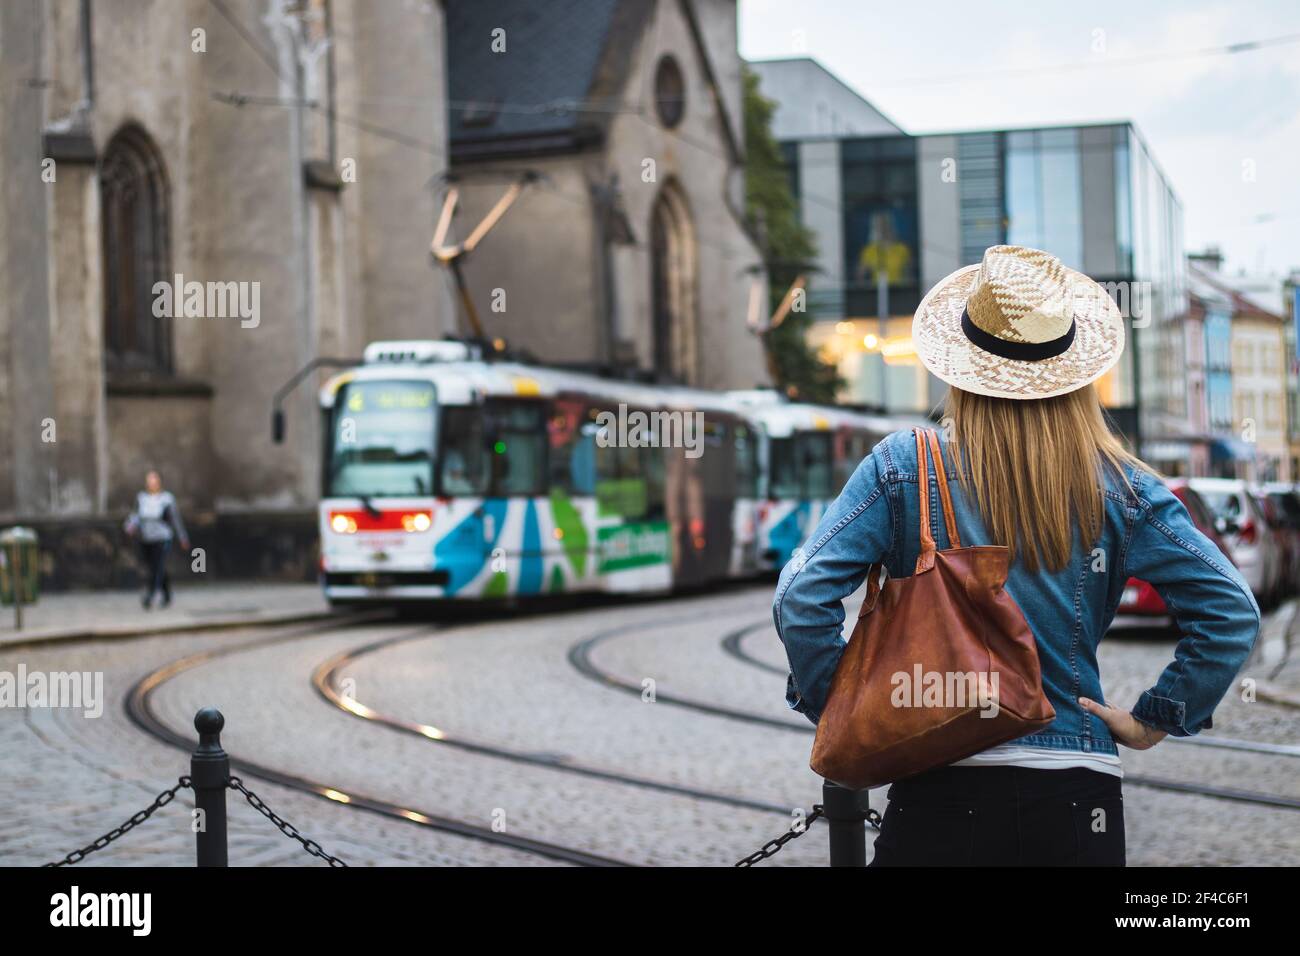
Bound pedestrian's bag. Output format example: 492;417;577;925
810;428;1055;789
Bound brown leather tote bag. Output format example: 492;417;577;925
810;427;1055;790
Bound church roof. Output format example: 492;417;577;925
446;0;655;161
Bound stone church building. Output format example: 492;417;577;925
444;0;767;387
0;0;766;586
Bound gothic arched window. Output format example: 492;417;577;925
101;125;171;373
650;181;697;383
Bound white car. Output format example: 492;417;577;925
1188;477;1281;606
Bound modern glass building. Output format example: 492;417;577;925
759;61;1189;452
914;122;1189;449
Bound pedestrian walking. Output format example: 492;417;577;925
124;469;190;609
773;245;1261;866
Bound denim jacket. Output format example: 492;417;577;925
772;429;1261;756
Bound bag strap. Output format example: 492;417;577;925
863;427;959;612
914;427;961;574
857;563;886;619
926;429;962;549
914;428;935;573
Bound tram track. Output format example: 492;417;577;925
721;620;1300;760
311;618;811;818
570;617;1300;812
125;616;630;867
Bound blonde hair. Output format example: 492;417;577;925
943;384;1151;573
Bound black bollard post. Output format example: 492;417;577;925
821;779;869;867
191;708;229;867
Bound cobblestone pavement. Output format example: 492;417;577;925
2;584;1297;866
1;625;549;867
0;583;331;648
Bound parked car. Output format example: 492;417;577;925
1189;477;1282;608
1257;483;1300;599
1114;479;1236;628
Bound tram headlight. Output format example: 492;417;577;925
330;513;357;534
401;511;432;532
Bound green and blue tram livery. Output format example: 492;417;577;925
317;341;915;604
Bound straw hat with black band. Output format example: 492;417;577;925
913;244;1125;400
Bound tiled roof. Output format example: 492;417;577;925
1189;262;1283;321
446;0;652;160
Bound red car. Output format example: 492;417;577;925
1113;479;1236;629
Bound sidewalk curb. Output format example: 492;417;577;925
1253;598;1299;709
0;607;347;654
1255;684;1300;709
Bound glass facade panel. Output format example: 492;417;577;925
1039;135;1082;269
957;133;1003;263
1114;135;1132;275
779;140;800;206
1004;147;1040;250
1004;128;1082;270
840;136;920;318
1126;126;1190;451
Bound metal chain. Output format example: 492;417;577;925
735;805;825;867
44;776;192;867
45;774;877;870
735;805;882;867
228;776;348;867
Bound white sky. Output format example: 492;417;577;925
739;0;1300;279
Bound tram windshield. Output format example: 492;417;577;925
768;431;834;499
325;380;436;498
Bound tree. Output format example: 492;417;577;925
742;67;842;403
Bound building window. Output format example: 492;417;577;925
1004;128;1083;270
101;125;171;374
654;55;685;129
958;132;1003;263
840;136;919;318
1264;396;1282;430
1114;132;1132;275
650;182;697;382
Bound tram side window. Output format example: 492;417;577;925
801;433;834;499
836;430;873;488
548;398;595;496
594;408;658;520
700;420;734;500
439;406;487;495
768;438;798;499
734;424;759;498
486;401;547;497
768;434;834;499
639;435;666;521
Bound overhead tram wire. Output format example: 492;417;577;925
207;0;446;159
206;0;285;81
214;28;1300;107
204;0;761;264
210;91;445;158
200;0;962;288
866;29;1300;89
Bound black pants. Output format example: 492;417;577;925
869;765;1125;866
140;540;172;604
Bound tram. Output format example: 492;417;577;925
725;391;912;571
314;340;923;605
